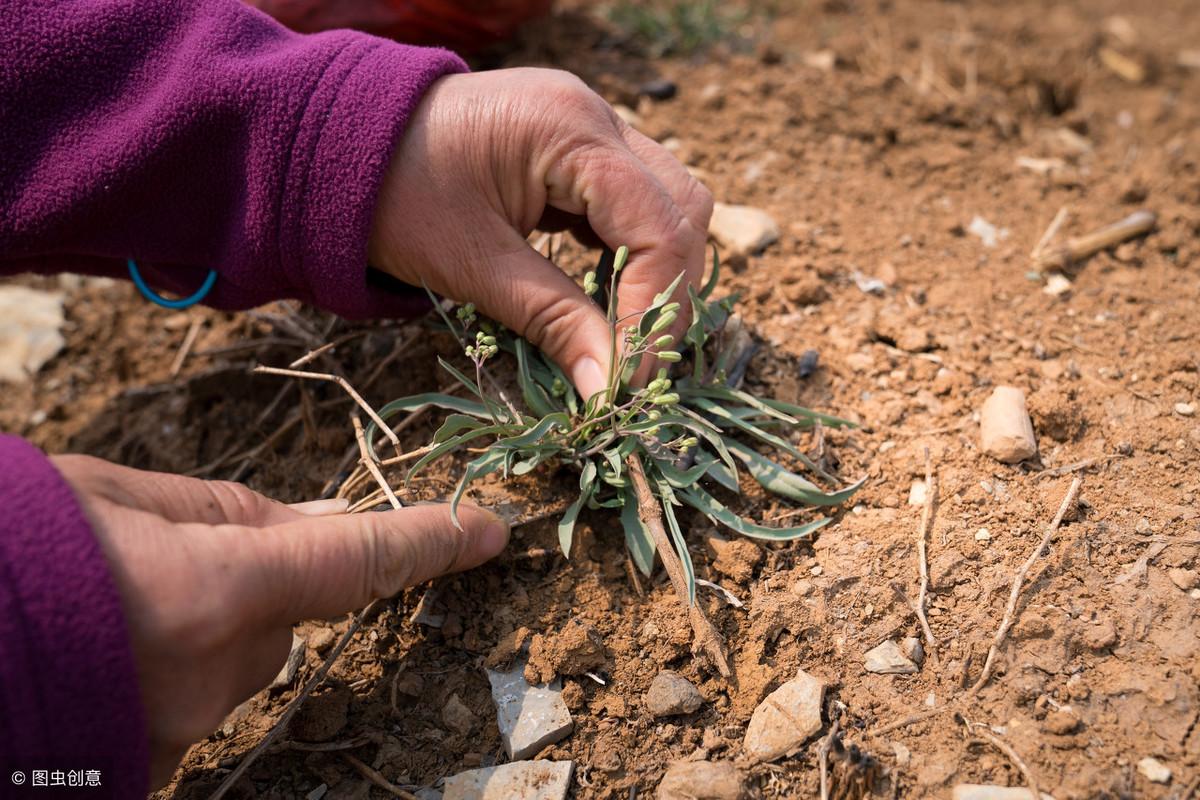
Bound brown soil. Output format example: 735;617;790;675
4;0;1200;797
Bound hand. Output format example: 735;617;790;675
369;67;714;398
52;455;509;788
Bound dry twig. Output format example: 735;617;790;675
970;476;1082;693
818;713;843;800
1029;206;1069;262
352;413;402;510
914;447;937;653
1035;209;1156;270
341;753;419;799
959;715;1043;800
253;364;400;454
170;317;204;378
627;453;731;676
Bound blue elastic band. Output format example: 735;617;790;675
127;258;217;309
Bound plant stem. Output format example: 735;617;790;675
626;452;731;677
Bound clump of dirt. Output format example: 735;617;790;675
525;619;608;684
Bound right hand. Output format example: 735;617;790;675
368;67;714;399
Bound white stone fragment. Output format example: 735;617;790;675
1043;273;1072;296
709;203;780;255
443;760;573;800
270;632;306;689
981;386;1038;464
0;286;65;383
743;668;823;762
1138;757;1172;784
907;480;927;506
967;215;1009;248
487;664;574;760
864;640;919;674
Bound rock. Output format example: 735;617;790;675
797;349;820;378
657;760;746;800
1042;708;1079;734
443;760;573;800
967;215;1009;248
0;285;65;383
645;671;703;717
1175;402;1196;417
639;79;678;101
951;785;1052;800
1168;568;1199;591
975;528;992;542
487;663;574;759
891;742;911;766
1138;756;1172;784
709;203;779;256
981;386;1038;464
442;693;476;736
784;274;828;306
525;619;607;684
410;588;445;628
901;636;925;665
309;627;336;653
742;669;824;762
802;49;837;71
1043;273;1072;296
270;632;306;689
908;480;928;506
864;640;919;674
305;785;328;800
414;789;442;800
931;549;968;588
1082;618;1118;651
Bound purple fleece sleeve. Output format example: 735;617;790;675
0;0;466;318
0;436;146;798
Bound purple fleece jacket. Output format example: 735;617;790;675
0;0;466;795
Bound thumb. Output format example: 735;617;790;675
245;503;509;625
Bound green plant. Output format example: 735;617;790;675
367;247;862;602
607;0;747;57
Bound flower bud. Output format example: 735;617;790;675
650;311;677;333
652;393;680;406
657;351;682;363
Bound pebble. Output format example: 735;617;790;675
0;285;65;383
645;671;703;717
656;759;746;800
967;215;1009;248
900;636;925;666
1168;568;1198;591
1175;402;1196;417
908;480;928;506
487;663;574;759
1043;273;1072;296
269;632;306;689
442;693;476;736
308;627;336;653
443;760;573;800
1138;757;1172;784
639;79;678;101
864;640;919;674
951;785;1052;800
709;203;780;256
742;668;824;762
981;386;1038;464
797;349;820;378
891;742;911;766
975;528;992;542
1042;708;1079;734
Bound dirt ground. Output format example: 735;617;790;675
4;0;1200;797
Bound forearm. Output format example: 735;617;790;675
0;0;465;318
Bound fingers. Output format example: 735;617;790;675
53;454;301;527
462;226;616;399
245;503;509;625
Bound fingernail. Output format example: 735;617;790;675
289;498;350;516
572;355;608;401
479;511;510;557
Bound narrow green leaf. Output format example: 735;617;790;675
727;440;865;506
406;425;510;483
496;412;569;449
699;245;720;300
681;487;833;541
758;397;858;429
433;414;487;443
449;449;507;529
660;489;696;605
515;339;558;417
558;462;597;558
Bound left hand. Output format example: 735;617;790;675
54;454;508;787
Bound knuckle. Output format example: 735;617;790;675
206;480;272;523
521;294;593;358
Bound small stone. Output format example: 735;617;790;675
1137;756;1172;784
967;215;1009;248
414;789;442;800
802;49;837;70
908;480;928;506
306;785;328;800
981;386;1038;464
952;785;1051;800
1083;618;1118;651
709;203;780;256
1042;708;1079;734
864;640;919;674
705;534;763;583
0;286;66;383
410;588;445;628
1175;402;1196;417
444;760;573;800
442;693;476;736
742;669;824;762
1168;568;1198;591
270;632;306;689
797;349;820;378
891;742;911;766
645;671;703;717
975;528;992;542
487;662;574;759
901;637;925;665
1043;273;1072;296
639;79;678;101
309;627;336;654
1191;589;1200;600
656;760;746;800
